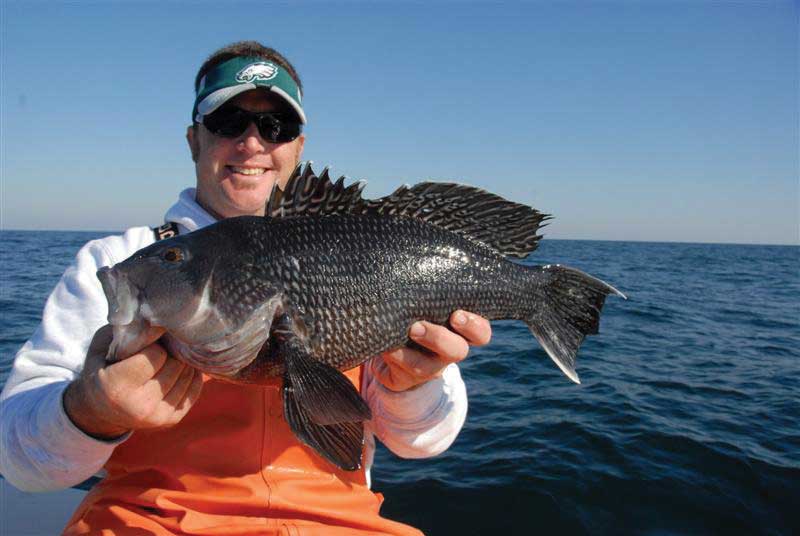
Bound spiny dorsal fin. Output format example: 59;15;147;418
266;162;551;258
267;162;367;218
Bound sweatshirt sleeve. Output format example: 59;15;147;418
362;357;468;459
0;232;144;492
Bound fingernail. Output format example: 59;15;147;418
410;322;426;338
454;312;467;325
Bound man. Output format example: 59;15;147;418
0;41;491;535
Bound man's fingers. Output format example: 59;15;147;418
102;341;169;386
137;325;167;351
174;370;204;417
82;325;114;375
162;370;205;425
371;356;393;386
148;366;196;426
152;356;188;397
383;345;449;382
449;310;492;346
409;321;470;364
162;366;196;409
109;324;167;363
373;353;427;392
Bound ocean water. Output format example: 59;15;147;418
1;230;798;535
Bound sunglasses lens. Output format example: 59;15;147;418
203;109;249;137
260;117;301;143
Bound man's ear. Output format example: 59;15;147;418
186;125;199;162
294;133;306;164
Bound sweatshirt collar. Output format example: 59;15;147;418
164;188;217;233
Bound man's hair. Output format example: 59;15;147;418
194;41;303;94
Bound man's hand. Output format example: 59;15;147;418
63;325;204;440
373;310;491;392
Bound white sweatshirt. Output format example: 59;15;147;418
0;188;468;492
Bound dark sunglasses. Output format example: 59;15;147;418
202;107;302;143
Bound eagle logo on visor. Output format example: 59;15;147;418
236;62;278;83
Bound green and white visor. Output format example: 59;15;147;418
193;56;306;124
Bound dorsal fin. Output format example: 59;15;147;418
363;182;551;258
266;162;551;258
267;162;367;218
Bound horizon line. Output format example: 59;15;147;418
1;227;797;248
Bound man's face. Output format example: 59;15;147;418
187;89;305;219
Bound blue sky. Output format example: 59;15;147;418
1;1;797;245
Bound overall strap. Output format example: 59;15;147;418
153;222;180;241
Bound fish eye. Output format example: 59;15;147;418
162;247;184;263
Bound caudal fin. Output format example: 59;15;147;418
526;264;625;384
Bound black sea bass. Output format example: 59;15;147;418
97;164;625;470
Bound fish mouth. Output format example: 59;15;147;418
97;266;139;326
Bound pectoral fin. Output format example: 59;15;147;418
283;383;367;471
279;331;372;471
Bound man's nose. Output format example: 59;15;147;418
238;122;271;153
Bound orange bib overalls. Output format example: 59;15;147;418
62;367;422;535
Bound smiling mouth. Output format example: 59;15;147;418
229;166;269;176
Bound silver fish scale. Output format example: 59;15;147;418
219;214;535;374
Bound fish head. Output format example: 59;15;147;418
98;220;283;373
97;230;223;334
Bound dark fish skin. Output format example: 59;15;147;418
226;214;547;379
98;164;624;470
